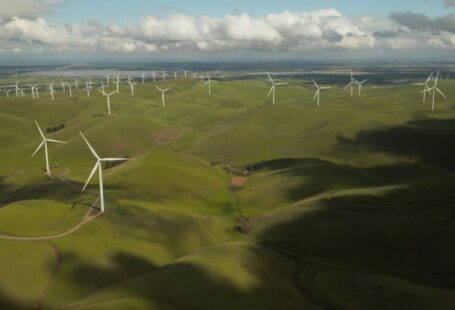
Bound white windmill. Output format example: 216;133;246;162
357;79;368;96
100;90;117;116
414;73;433;103
80;132;130;213
312;79;331;107
32;121;66;175
128;81;137;96
49;82;56;101
266;73;288;105
427;72;447;111
344;72;360;97
204;73;217;96
155;85;172;108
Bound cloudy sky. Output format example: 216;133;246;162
0;0;454;63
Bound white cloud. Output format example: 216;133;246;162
0;8;454;55
0;0;61;21
444;0;455;7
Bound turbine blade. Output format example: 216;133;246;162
436;88;447;99
164;88;172;92
35;121;45;139
267;73;273;83
46;139;67;144
311;79;319;88
275;83;288;86
31;141;45;157
267;86;274;98
82;162;99;191
101;158;130;162
313;91;319;101
79;131;100;160
155;85;163;91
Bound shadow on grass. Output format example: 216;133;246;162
337;117;455;172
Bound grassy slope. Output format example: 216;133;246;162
0;77;455;309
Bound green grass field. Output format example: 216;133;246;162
1;76;455;309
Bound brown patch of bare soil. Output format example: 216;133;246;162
152;128;181;144
231;176;248;187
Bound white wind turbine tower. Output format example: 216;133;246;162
162;71;167;81
344;72;359;97
427;72;447;111
173;71;179;79
14;80;20;97
183;70;189;78
414;73;433;103
80;132;130;213
105;74;111;86
49;82;56;101
84;81;92;97
74;79;79;90
64;82;73;97
35;86;41;99
113;75;120;93
266;73;288;105
128;81;137;96
312;79;331;108
142;72;145;84
61;80;66;93
357;79;368;96
204;73;217;96
155;85;172;108
28;84;38;99
100;90;117;115
151;71;157;82
32;121;66;175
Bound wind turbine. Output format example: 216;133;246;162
266;73;288;105
32;121;66;175
105;74;111;86
113;75;120;93
74;79;79;90
61;81;66;92
155;85;172;108
142;72;145;84
183;70;189;78
84;81;92;97
414;73;433;103
204;73;217;96
357;79;368;96
162;71;167;81
427;72;447;111
128;81;137;96
28;84;38;99
65;82;73;97
344;72;359;97
192;72;197;79
312;79;331;107
173;70;179;79
3;89;12;97
35;86;41;99
49;83;56;101
80;131;130;213
100;90;116;115
151;71;157;82
14;80;20;97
